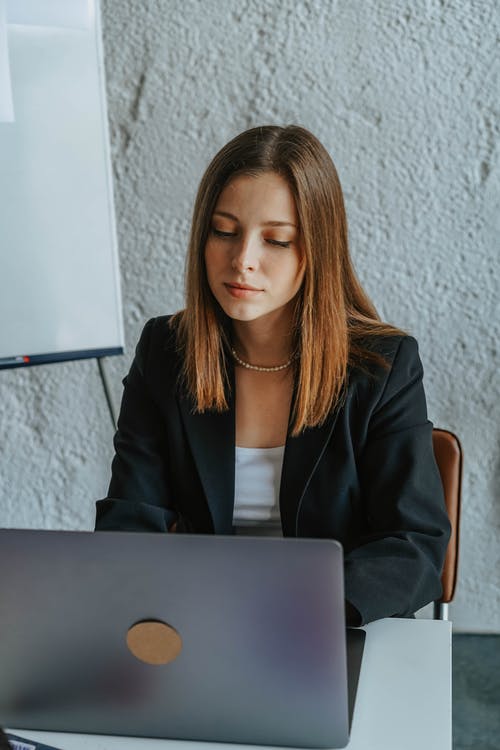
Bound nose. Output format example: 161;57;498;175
231;233;260;272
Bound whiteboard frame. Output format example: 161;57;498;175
0;0;124;370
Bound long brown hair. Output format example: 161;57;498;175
173;125;402;435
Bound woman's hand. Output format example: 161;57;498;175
169;521;177;533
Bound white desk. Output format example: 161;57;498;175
8;618;451;750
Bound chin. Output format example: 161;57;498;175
215;300;262;322
224;309;264;323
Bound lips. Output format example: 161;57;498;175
224;282;263;298
226;282;262;291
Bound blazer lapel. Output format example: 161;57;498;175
280;403;342;536
177;380;235;535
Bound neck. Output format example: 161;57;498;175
231;310;295;367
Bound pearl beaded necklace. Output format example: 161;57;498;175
231;347;295;373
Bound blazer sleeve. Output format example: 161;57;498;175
344;336;451;625
95;318;181;533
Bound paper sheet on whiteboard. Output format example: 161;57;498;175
6;0;91;29
0;0;14;122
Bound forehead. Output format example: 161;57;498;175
214;172;298;224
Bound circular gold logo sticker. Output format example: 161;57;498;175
126;620;182;665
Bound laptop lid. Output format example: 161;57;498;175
0;529;362;748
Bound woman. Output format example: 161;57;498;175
96;125;450;626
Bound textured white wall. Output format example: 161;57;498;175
0;0;498;632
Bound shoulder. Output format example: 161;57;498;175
348;334;424;403
133;315;181;379
352;332;421;372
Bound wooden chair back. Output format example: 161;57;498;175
432;428;462;605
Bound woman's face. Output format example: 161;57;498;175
204;172;305;326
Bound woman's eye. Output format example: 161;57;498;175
212;228;235;238
266;239;291;248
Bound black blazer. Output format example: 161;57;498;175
96;316;451;625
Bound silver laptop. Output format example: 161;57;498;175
0;529;364;748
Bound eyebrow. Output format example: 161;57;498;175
213;211;298;229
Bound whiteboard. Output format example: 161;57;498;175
0;0;123;369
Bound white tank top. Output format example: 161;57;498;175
233;445;285;525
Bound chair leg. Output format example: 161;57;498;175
433;601;449;620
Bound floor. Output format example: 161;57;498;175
453;634;500;749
